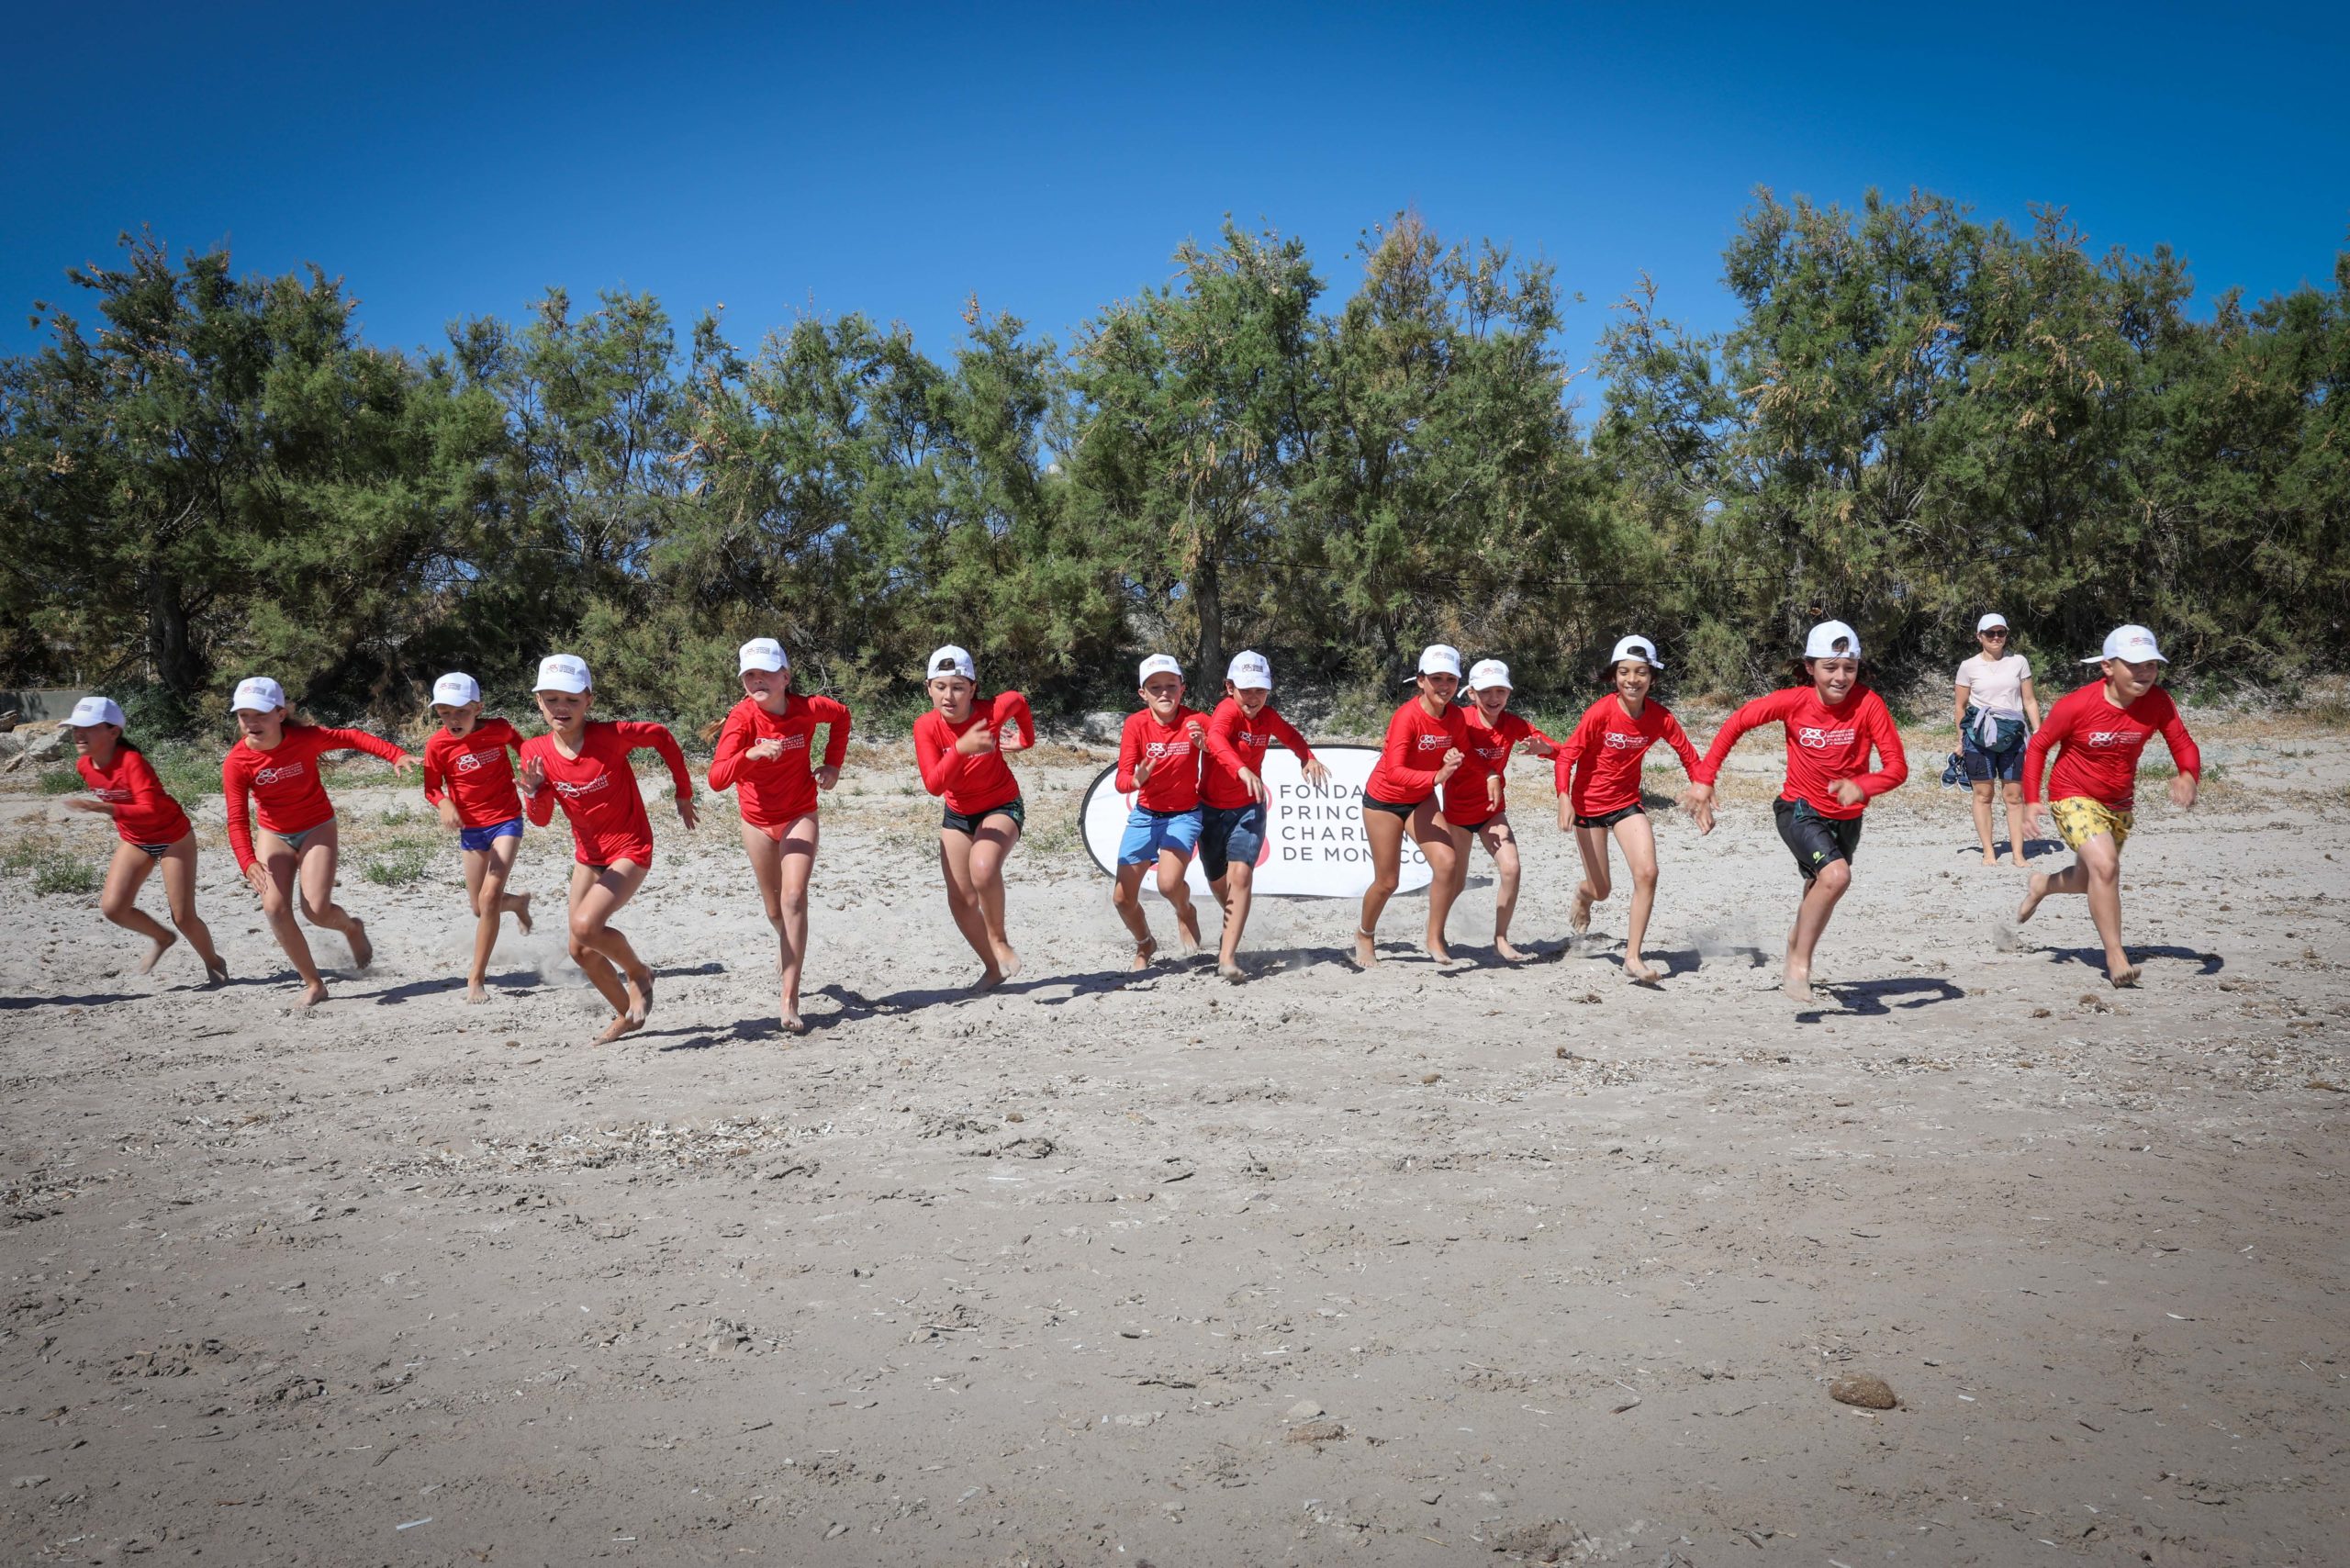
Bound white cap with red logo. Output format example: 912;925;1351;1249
62;696;127;729
2084;624;2165;665
534;655;592;693
1226;651;1273;690
1409;644;1463;682
432;673;481;707
231;677;287;713
1137;654;1183;684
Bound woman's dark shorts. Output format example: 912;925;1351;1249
1198;802;1267;880
942;795;1025;836
1360;792;1422;821
1959;719;2027;784
1774;797;1863;881
1572;802;1645;831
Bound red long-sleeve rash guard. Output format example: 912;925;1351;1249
1690;686;1908;821
77;747;192;846
1202;698;1316;810
1558;696;1703;817
421;718;525;828
912;692;1034;815
1441;709;1553;823
2022;683;2199;812
222;724;408;872
706;694;853;825
519;721;694;868
1364;699;1471;805
1115;706;1206;812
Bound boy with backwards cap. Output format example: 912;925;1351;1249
2015;625;2200;988
422;671;534;1003
1112;654;1210;970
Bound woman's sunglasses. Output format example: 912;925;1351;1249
1980;629;2009;639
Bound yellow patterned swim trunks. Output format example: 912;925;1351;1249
2051;795;2132;852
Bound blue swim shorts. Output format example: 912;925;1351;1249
1117;805;1203;866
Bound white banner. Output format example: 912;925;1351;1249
1078;744;1432;899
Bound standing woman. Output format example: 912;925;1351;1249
62;696;228;982
912;644;1034;991
706;638;852;1036
1954;613;2041;867
516;655;699;1044
1430;659;1558;963
220;677;418;1008
1557;636;1707;983
1355;644;1469;969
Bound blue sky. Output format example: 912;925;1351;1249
6;1;2346;392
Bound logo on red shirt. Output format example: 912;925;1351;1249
554;774;610;799
254;762;308;786
1795;725;1855;751
1414;734;1449;751
1603;731;1644;751
2083;730;2131;746
453;749;498;774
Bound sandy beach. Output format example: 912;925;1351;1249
4;713;2345;1565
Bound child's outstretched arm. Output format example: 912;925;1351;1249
618;721;698;829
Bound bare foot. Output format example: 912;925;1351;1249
2015;873;2049;924
2009;854;2029;869
624;968;654;1025
1781;962;1812;1003
1571;890;1595;937
202;956;230;987
464;981;489;1004
1174;906;1203;956
346;918;373;971
993;942;1021;980
1426;940;1455;966
1353;929;1378;969
597;1012;644;1044
1980;851;1999;866
1624;958;1661;986
1494;936;1527;963
510;891;533;935
296;980;329;1011
2109;963;2142;989
1130;935;1158;974
1218;959;1245;984
780;1005;809;1036
138;932;178;975
972;964;1005;992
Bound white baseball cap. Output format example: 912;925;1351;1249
926;644;975;681
1411;644;1463;681
1608;634;1663;671
1803;620;1862;660
1976;612;2009;633
1225;651;1273;690
739;638;789;674
534;654;592;693
431;672;481;707
230;677;286;713
1467;658;1513;691
62;696;126;729
2084;624;2165;665
1137;654;1183;684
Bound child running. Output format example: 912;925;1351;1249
421;672;534;1003
1430;659;1558;963
516;655;698;1043
1112;655;1209;971
62;696;228;983
1680;621;1908;1002
912;644;1035;991
1557;635;1706;984
221;677;418;1008
1202;650;1330;982
2015;624;2200;988
705;637;852;1035
1355;644;1470;969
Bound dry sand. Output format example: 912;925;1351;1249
3;717;2346;1566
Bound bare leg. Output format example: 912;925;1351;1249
1783;858;1852;1002
1424;820;1472;962
1214;860;1255;980
775;816;818;1031
98;842;173;972
1571;820;1615;937
1111;861;1158;969
567;859;654;1040
1355;807;1407;968
2017;833;2134;984
462;834;523;1001
1613;813;1662;983
1158;848;1202;953
252;832;327;1007
1414;804;1460;963
154;837;225;981
290;822;369;971
2000;780;2029;867
1482;817;1525;961
1971;779;1998;864
972;815;1022;980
